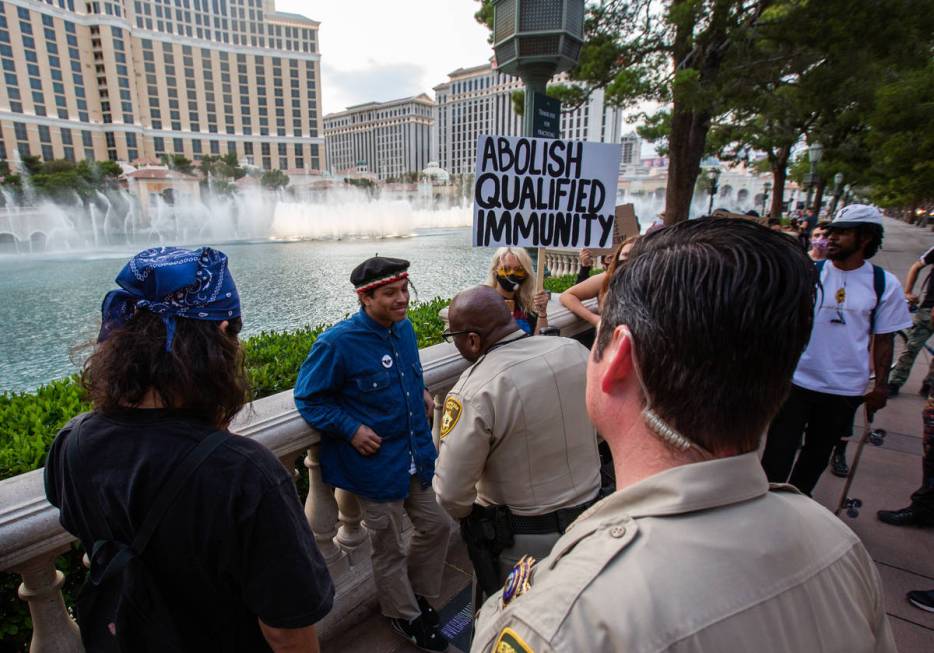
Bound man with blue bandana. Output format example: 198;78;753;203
45;246;334;652
294;256;450;652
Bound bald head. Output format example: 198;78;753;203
448;286;519;360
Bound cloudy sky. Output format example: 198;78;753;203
277;0;493;115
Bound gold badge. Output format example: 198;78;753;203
835;287;846;304
501;555;535;607
440;396;462;439
494;627;534;653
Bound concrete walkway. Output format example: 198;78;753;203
323;216;934;652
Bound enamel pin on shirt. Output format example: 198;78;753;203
381;354;393;369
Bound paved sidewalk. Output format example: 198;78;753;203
811;216;934;651
324;216;934;652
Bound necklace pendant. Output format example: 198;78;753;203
835;288;846;304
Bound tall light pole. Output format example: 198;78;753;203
762;181;772;216
804;141;823;214
492;0;585;282
706;167;721;215
828;171;844;216
492;0;585;137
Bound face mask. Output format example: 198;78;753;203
811;236;829;251
496;273;525;292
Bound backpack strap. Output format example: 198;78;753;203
130;429;228;555
870;264;886;335
66;417;229;557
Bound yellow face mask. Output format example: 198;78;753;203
496;266;528;280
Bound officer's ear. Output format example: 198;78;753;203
601;325;635;393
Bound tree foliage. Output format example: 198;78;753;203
260;168;289;191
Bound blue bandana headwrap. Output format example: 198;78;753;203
99;246;241;351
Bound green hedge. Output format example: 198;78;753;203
0;276;581;651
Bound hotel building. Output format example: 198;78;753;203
433;62;623;177
324;93;434;180
0;0;323;170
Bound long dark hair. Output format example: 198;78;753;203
82;312;249;428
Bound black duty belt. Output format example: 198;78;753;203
508;497;598;535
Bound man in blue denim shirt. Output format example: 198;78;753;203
294;256;450;652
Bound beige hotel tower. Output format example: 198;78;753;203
0;0;323;171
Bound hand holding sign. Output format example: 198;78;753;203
473;135;622;250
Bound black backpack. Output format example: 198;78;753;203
65;414;228;652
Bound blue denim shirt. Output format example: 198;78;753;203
293;308;436;501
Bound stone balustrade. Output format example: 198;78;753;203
543;248;605;279
0;298;594;651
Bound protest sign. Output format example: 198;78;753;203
589;204;639;255
472;135;622;249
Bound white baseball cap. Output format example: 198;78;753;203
828;204;884;231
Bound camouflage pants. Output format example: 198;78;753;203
888;310;934;387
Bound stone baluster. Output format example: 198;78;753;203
13;549;83;653
335;489;369;564
303;443;347;575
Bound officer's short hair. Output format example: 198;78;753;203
595;219;817;454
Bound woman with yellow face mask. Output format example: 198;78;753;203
485;247;549;334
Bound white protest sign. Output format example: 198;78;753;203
472;135;622;249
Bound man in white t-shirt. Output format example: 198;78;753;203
762;205;913;495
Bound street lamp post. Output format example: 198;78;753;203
492;0;585;283
804;141;823;214
828;171;844;216
706;168;721;215
491;0;585;136
762;181;772;216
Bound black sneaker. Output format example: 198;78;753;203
878;506;934;527
416;595;440;628
907;589;934;613
830;450;849;478
390;614;448;652
886;383;901;397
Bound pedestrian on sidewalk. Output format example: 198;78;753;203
485;247;549;335
560;237;638;327
808;222;830;261
433;286;600;601
761;205;912;495
887;244;934;396
293;256;450;652
469;219;896;653
877;393;934;528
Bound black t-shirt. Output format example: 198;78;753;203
921;246;934;309
44;409;334;652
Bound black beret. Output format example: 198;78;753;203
351;256;410;293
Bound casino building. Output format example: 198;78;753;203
324;93;434;181
433;62;623;177
0;0;323;170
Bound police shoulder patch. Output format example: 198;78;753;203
494;627;534;653
440;396;463;439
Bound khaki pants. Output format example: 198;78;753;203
359;476;451;620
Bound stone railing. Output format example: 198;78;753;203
0;298;595;651
543;248;605;279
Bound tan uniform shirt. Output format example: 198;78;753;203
433;332;600;520
471;453;896;653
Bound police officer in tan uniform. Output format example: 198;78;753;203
471;220;896;653
433;286;600;598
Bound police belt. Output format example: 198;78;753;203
507;498;597;535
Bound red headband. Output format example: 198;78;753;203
355;271;409;294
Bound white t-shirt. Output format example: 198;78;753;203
793;261;912;396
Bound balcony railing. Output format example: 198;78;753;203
0;296;595;651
